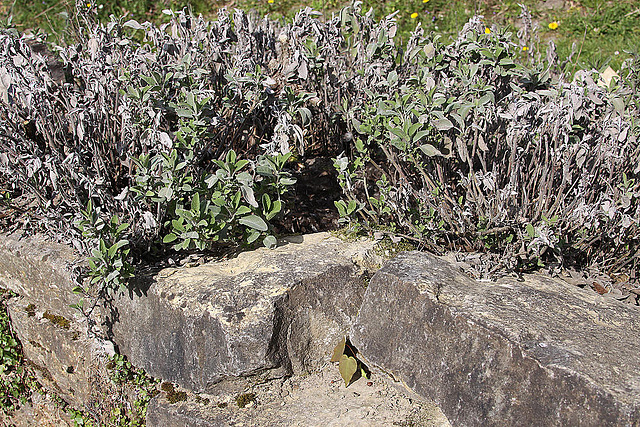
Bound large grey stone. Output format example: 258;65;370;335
6;298;114;411
0;232;83;319
351;251;640;426
0;233;119;415
112;233;377;393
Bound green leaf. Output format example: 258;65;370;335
266;200;282;220
163;233;177;243
235;159;250;172
419;144;443;157
262;193;272;211
172;219;185;232
360;367;369;379
280;178;297;186
413;130;429;142
107;240;128;259
241;186;258;208
338;354;358;387
191;192;200;213
263;235;277;249
478;93;494;106
458;104;473;120
408;122;421;137
526;223;535;239
387;70;398;87
232;191;242;209
247;230;260;244
236;205;252;216
432;118;454;131
226;150;237;165
389;127;407;141
115;222;129;235
331;337;346;362
239;215;268;231
347;200;357;215
99;239;107;254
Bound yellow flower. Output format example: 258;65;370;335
268;0;274;3
411;12;418;19
485;27;491;34
423;0;429;3
86;2;92;6
548;21;559;30
522;46;529;51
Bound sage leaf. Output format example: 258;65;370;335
239;215;268;231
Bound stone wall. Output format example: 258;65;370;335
1;232;639;426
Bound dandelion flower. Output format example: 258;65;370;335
86;2;92;6
268;0;274;3
411;12;418;19
485;27;491;34
548;21;559;30
423;0;429;3
522;46;529;51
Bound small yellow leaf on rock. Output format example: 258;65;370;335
339;354;358;387
331;337;346;362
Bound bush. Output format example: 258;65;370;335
334;14;640;274
1;2;638;285
0;8;304;296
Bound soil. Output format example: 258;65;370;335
275;157;342;236
152;362;451;426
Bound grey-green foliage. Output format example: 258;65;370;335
0;7;307;291
1;2;639;280
335;12;640;273
74;200;133;304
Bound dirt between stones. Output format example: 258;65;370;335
150;363;451;427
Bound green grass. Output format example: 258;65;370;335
3;0;640;73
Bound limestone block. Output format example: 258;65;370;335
0;233;83;319
351;251;640;426
7;298;115;412
112;233;376;393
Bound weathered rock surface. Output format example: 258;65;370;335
112;233;378;393
0;233;116;412
0;232;83;320
351;251;640;426
0;389;74;427
6;297;112;410
7;230;639;426
145;362;450;427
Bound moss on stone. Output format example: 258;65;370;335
25;303;36;317
235;392;256;408
194;395;210;405
374;238;416;259
42;311;70;330
161;382;187;404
